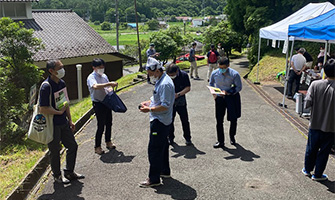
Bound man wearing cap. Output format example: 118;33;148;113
146;43;160;59
139;57;175;187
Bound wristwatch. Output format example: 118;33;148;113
177;93;181;97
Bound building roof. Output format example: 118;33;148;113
22;10;117;61
0;0;39;2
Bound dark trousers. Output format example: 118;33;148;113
48;122;78;177
93;102;112;148
148;119;170;183
169;105;191;142
287;70;302;96
304;129;335;177
215;97;237;144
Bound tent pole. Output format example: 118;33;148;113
280;38;294;108
254;37;261;84
322;41;328;79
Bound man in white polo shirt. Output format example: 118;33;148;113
287;48;306;99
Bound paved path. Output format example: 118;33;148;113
34;57;335;200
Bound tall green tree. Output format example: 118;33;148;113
0;18;44;142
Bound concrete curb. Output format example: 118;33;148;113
6;77;146;200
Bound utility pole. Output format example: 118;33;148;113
134;0;143;71
115;0;119;51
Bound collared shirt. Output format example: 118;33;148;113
150;73;175;126
209;68;242;94
189;47;196;62
146;48;156;58
291;53;306;71
87;71;109;102
305;79;335;132
39;76;68;126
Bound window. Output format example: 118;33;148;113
0;4;3;17
15;3;26;17
4;3;15;18
3;3;27;18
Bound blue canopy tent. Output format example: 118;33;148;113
288;8;335;43
277;8;335;108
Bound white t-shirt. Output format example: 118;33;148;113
291;54;306;71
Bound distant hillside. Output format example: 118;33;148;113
33;0;227;23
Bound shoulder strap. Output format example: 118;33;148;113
37;81;52;107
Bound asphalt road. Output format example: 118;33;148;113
33;57;335;200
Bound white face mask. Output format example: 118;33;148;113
149;75;158;84
218;46;221;49
56;68;65;79
169;75;177;79
96;68;104;76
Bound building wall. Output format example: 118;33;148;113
42;60;123;100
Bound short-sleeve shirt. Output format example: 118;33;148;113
39;77;68;126
189;48;196;62
146;48;156;58
207;50;220;63
291;54;306;71
149;73;175;126
209;68;242;94
305;79;335;132
172;69;191;105
87;71;109;102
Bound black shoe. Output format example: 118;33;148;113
64;172;85;181
213;142;224;148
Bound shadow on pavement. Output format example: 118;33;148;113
235;61;249;68
170;143;206;159
320;179;335;193
155;178;197;200
223;143;260;162
37;180;84;200
100;149;135;163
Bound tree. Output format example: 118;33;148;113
147;19;159;30
202;21;243;57
150;31;178;65
0;18;44;142
101;21;112;30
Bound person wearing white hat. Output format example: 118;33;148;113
139;57;175;187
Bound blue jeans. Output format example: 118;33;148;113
304;129;335;177
148;119;170;183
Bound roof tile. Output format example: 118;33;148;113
26;10;116;61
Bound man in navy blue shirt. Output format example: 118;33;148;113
39;59;84;184
166;64;192;145
209;57;242;148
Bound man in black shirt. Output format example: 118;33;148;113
166;64;192;145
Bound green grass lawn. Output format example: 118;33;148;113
0;72;146;200
248;54;286;83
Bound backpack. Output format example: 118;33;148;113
208;51;217;63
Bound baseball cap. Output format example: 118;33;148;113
145;57;164;71
150;43;155;47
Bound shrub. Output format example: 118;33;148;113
101;22;111;30
93;20;100;25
